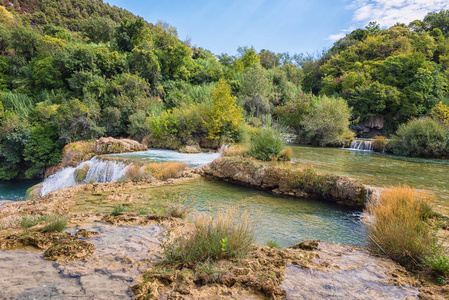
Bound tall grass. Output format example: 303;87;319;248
364;185;438;270
1;92;35;119
163;207;256;263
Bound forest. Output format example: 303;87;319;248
0;0;449;180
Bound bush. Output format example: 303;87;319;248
372;139;386;152
249;127;286;161
163;208;256;263
301;96;353;147
363;185;438;271
390;117;448;158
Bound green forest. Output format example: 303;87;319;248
0;0;449;180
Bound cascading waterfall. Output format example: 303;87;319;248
39;145;229;196
347;140;373;151
40;157;130;196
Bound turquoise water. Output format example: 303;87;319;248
0;180;41;201
155;179;366;247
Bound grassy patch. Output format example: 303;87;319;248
112;204;127;215
41;215;68;232
162;207;256;263
266;240;282;249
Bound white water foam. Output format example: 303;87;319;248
40;157;130;196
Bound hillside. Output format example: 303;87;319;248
0;0;448;180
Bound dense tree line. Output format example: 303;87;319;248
0;0;449;180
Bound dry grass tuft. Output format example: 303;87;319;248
364;185;437;270
163;207;256;263
222;145;249;157
144;161;189;181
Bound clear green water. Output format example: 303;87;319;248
0;180;41;201
74;178;365;247
169;179;365;248
289;145;449;214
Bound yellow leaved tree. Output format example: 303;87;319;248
430;101;449;127
206;79;243;140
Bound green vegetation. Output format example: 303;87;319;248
112;204;127;215
20;214;67;232
389;118;448;158
162;208;255;263
266;240;282;249
1;0;449;180
364;185;448;277
249;126;286;161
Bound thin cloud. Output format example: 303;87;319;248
328;0;449;42
328;33;346;41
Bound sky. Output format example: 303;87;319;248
104;0;449;56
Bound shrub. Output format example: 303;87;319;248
390;117;448;158
363;185;437;271
301;96;353;147
163;207;256;263
124;163;148;181
279;147;293;161
249;127;286;161
372;139;386;152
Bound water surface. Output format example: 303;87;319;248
289;145;449;214
109;149;220;167
73;178;365;248
0;180;41;202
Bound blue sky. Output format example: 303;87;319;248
104;0;449;56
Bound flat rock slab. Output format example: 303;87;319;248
0;224;163;299
281;242;419;300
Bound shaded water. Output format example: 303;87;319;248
289;145;449;214
0;180;41;202
73;178;365;248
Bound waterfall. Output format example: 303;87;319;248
347;140;373;152
40;157;130;196
218;144;229;156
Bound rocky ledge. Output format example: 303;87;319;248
200;158;370;209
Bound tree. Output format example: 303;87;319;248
23;124;61;178
115;18;149;52
239;66;272;118
82;16;115;43
0;112;30;179
206;79;243;140
424;10;449;37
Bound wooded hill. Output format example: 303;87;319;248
0;0;448;180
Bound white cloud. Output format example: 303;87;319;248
328;0;449;42
328;33;347;41
351;0;449;27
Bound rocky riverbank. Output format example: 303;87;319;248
200;158;369;209
1;173;447;299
